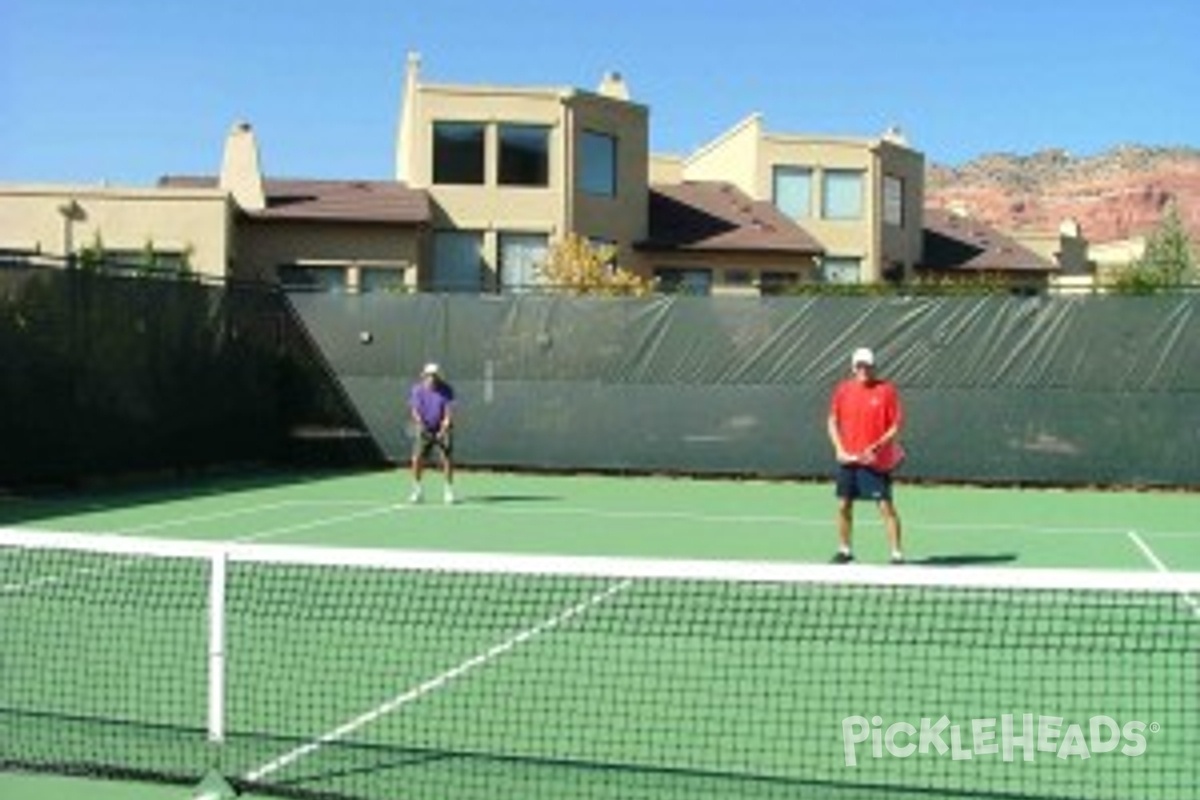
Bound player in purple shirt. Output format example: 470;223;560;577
408;362;456;504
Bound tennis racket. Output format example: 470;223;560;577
862;441;906;473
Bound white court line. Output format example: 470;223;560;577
228;504;404;544
391;501;1200;538
115;501;299;534
1126;530;1200;617
243;578;634;784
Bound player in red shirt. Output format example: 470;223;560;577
827;347;905;564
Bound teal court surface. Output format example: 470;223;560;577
2;468;1198;800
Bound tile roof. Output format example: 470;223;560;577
640;182;823;255
921;208;1055;273
158;176;431;224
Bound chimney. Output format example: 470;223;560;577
597;70;630;101
219;121;266;211
396;51;421;182
882;124;907;146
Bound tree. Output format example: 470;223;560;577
537;233;652;296
1110;202;1197;292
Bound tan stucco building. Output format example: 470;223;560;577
677;114;925;285
395;55;649;291
2;52;1060;295
0;183;232;279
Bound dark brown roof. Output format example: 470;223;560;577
158;176;431;224
921;208;1055;273
640;182;823;255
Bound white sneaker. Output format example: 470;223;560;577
408;486;423;504
443;486;456;505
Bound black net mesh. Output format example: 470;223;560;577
3;535;1198;799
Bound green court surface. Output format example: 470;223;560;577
4;468;1198;569
2;468;1198;800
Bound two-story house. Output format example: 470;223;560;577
1;53;931;295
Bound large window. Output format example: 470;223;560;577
821;257;862;284
433;122;485;185
884;175;905;226
773;166;813;219
822;170;864;220
499;124;550;187
499;233;549;292
432;231;484;292
581;131;616;197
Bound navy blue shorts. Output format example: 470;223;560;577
835;464;893;502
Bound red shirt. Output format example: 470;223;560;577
830;378;903;456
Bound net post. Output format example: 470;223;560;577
206;545;228;745
197;546;237;799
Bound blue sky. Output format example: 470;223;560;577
2;0;1197;185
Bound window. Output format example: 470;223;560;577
0;248;45;269
581;131;616;197
499;124;550;187
773;166;813;219
278;265;348;292
761;271;802;296
432;232;484;292
106;249;190;275
884;175;904;226
499;233;549;293
822;170;864;220
433;122;485;185
654;267;711;295
722;269;754;287
821;257;862;284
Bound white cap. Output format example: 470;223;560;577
851;347;875;367
421;362;440;376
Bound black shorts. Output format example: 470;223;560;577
413;428;452;460
835;464;893;502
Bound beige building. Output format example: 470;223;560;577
0;183;232;279
0;122;431;290
395;54;649;291
2;53;937;296
677;114;925;284
1089;236;1146;275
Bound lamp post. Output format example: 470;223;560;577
56;198;87;479
57;199;83;269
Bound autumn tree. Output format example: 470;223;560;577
537;233;652;296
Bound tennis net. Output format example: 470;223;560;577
1;527;1197;799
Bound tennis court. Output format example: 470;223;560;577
2;468;1199;799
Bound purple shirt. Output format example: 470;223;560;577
409;380;454;432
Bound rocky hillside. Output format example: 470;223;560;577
926;146;1200;245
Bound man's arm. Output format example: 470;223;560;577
861;424;899;462
408;387;426;429
828;412;852;463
